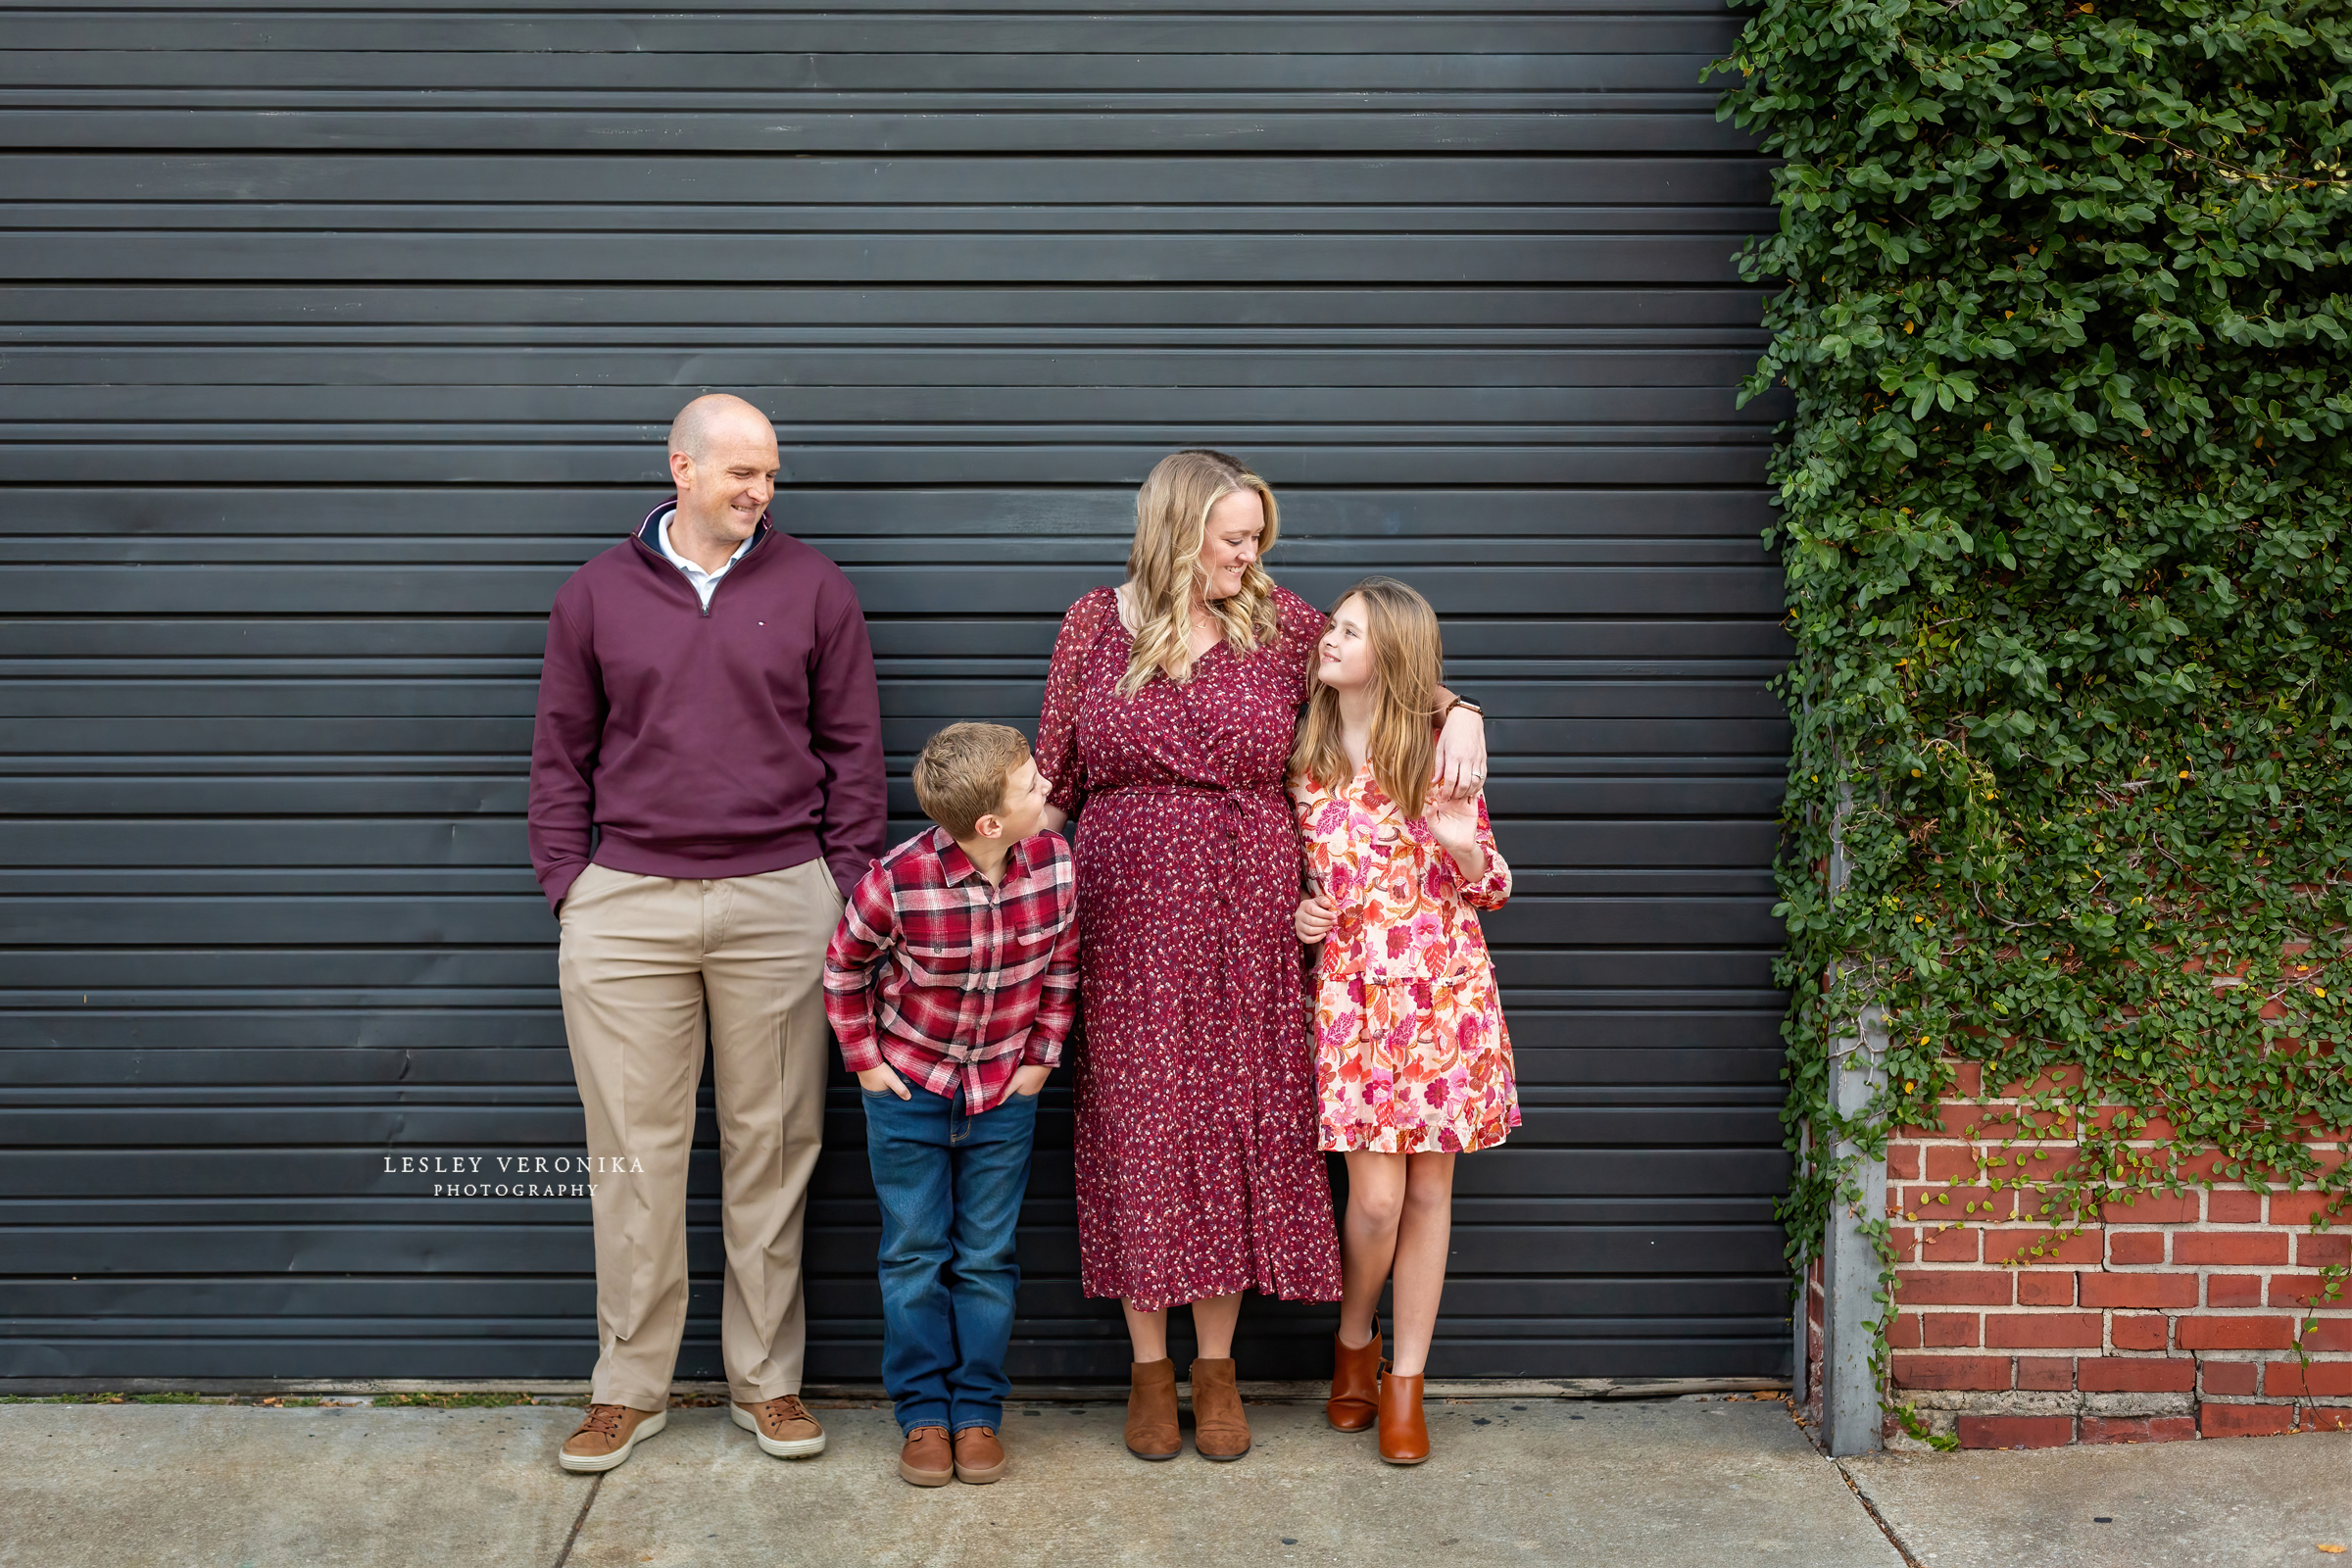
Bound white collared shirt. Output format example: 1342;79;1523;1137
657;508;754;610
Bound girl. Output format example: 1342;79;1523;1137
1290;576;1519;1465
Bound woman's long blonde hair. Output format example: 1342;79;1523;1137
1291;578;1445;819
1117;448;1283;696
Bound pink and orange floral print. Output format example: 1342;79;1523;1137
1293;764;1521;1155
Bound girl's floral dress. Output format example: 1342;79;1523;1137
1292;763;1520;1154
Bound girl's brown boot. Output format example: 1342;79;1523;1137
1124;1358;1180;1460
1377;1369;1430;1465
1326;1326;1383;1432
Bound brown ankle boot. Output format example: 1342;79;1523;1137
1327;1326;1383;1432
1124;1358;1180;1460
1377;1369;1430;1465
1189;1356;1251;1460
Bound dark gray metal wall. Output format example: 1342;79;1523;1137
0;1;1793;1382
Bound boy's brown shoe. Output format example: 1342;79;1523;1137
899;1426;955;1487
559;1403;666;1472
731;1396;826;1458
953;1426;1006;1484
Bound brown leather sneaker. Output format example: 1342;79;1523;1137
899;1425;954;1487
953;1425;1006;1484
559;1402;666;1473
731;1395;827;1458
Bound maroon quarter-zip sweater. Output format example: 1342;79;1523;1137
527;500;887;911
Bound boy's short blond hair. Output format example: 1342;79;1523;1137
911;722;1033;840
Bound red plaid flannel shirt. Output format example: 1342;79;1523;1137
823;825;1078;1113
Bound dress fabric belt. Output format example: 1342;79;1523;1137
1093;781;1272;816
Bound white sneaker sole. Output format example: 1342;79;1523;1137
559;1408;666;1473
732;1403;827;1458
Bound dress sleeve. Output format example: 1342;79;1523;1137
1455;795;1512;910
1038;588;1110;814
1270;584;1328;681
1292;779;1334;894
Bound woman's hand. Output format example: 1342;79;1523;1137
1432;701;1488;804
1427;793;1489;882
1295;892;1338;944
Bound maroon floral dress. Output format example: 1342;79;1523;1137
1036;585;1343;1311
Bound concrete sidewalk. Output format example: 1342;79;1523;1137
1;1395;2342;1568
1842;1433;2352;1568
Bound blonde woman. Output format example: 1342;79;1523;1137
1035;450;1488;1462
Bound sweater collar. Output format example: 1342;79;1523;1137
634;497;772;559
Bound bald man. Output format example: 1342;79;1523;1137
529;394;887;1471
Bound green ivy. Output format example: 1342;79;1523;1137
1714;0;2352;1384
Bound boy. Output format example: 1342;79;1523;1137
822;722;1077;1487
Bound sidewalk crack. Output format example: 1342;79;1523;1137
554;1472;604;1568
1835;1460;1925;1568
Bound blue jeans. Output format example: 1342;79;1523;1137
861;1082;1039;1435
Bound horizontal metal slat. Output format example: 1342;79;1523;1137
0;14;1742;55
0;442;1778;486
0;563;1786;616
0;484;1780;540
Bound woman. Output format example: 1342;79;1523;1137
1035;449;1487;1461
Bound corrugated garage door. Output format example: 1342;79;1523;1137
0;1;1792;1382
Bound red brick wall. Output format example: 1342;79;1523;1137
1882;1062;2349;1448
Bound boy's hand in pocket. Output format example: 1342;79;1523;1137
857;1063;912;1100
1009;1064;1052;1099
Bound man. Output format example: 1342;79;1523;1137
529;393;887;1472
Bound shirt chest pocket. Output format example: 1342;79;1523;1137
994;923;1062;986
898;939;972;990
901;921;1059;991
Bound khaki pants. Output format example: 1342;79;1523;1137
557;858;842;1410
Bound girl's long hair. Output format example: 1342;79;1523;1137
1290;576;1444;819
1117;448;1283;697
